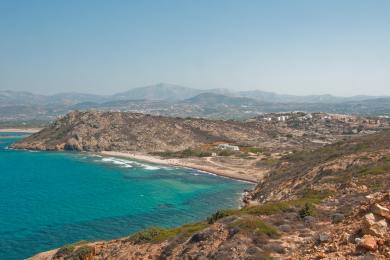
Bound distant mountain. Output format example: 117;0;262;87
0;90;106;107
111;83;204;101
186;93;262;106
48;92;107;105
237;90;383;103
0;90;46;107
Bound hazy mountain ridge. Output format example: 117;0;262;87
1;84;390;124
1;83;387;106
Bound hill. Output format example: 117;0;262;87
11;111;275;152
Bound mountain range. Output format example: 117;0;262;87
1;83;390;124
1;83;386;106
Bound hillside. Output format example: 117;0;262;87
11;111;279;152
30;131;390;259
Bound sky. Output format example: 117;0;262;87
0;0;389;96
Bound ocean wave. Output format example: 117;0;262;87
96;155;161;170
101;157;133;168
142;165;160;170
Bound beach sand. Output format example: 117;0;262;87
101;151;264;183
0;128;42;133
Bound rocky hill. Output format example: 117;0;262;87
11;111;284;152
29;128;390;259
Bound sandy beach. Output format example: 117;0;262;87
101;151;263;183
0;128;42;133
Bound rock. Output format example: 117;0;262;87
189;229;213;243
358;235;378;251
372;203;390;220
303;216;316;226
360;252;376;260
228;227;240;238
341;232;350;244
64;137;82;151
363;213;376;226
331;213;345;224
317;232;331;243
245;246;263;255
279;224;291;233
363;213;387;237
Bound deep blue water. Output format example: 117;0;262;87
0;133;252;260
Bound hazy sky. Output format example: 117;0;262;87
0;0;389;96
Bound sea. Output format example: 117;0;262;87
0;132;253;260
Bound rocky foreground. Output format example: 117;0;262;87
28;129;390;259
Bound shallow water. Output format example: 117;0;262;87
0;133;253;260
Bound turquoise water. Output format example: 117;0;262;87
0;133;252;260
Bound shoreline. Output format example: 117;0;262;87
0;128;42;133
100;151;258;184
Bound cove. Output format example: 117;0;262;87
0;133;253;260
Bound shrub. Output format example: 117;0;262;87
128;222;209;244
54;245;75;257
298;203;316;219
207;209;239;224
218;150;235;156
248;147;263;154
72;245;94;259
127;227;177;244
229;216;279;238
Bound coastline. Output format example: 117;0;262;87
0;128;42;133
100;151;258;183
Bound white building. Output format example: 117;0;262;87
217;144;240;151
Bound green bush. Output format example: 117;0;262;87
229;216;279;238
128;222;209;244
218;150;235;156
298;203;316;219
207;209;239;224
72;245;94;259
152;149;211;158
54;245;75;257
128;227;177;244
248;147;263;154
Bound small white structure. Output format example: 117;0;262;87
277;115;289;121
217;143;240;151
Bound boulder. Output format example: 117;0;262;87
279;224;291;233
363;213;388;237
317;232;331;243
331;213;345;224
372;203;390;220
358;235;378;251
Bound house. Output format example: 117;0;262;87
277;115;289;121
217;143;240;151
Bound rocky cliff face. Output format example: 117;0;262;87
11;111;275;152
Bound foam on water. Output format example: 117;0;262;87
98;156;161;170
